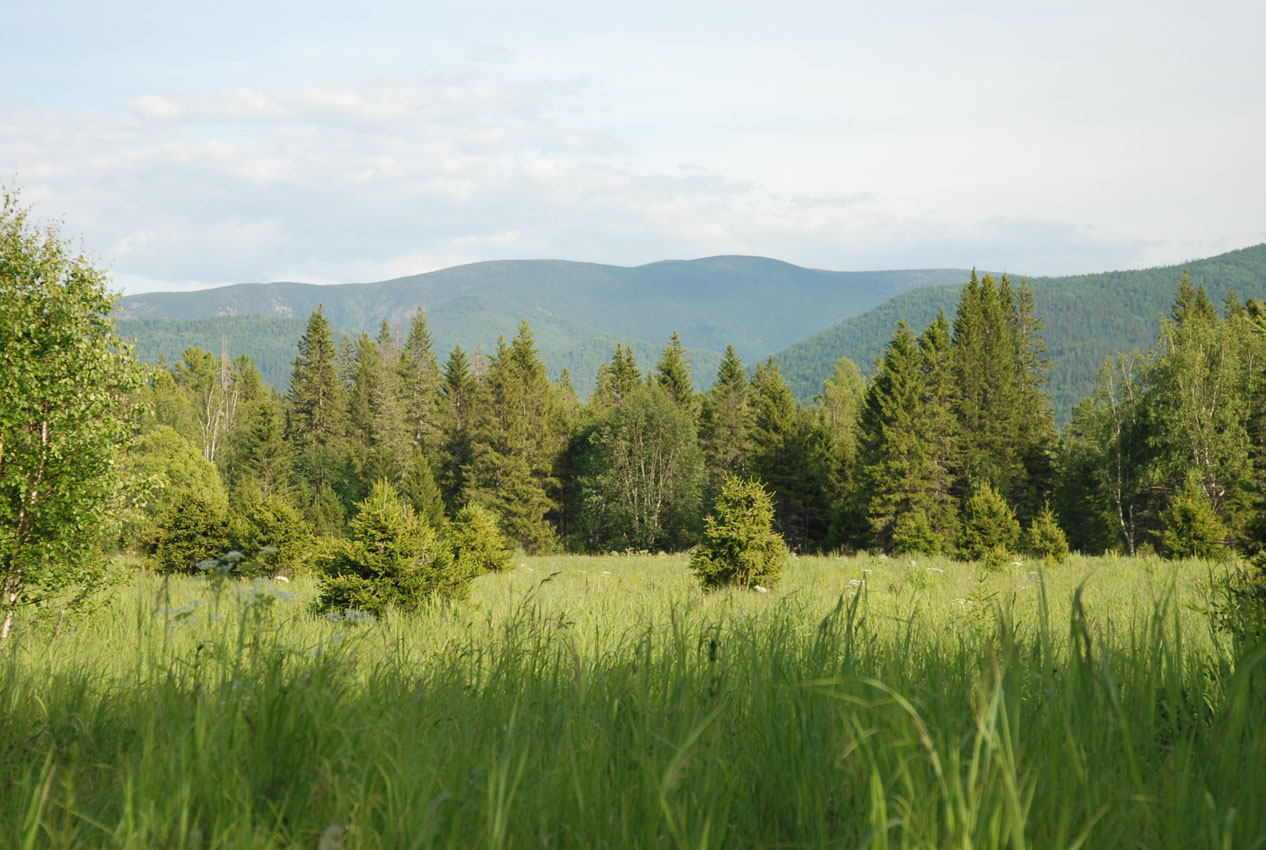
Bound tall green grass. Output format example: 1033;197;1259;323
2;554;1262;848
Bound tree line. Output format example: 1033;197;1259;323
122;268;1266;566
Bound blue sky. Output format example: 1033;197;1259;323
4;0;1264;293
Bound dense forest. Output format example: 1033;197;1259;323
125;266;1266;570
778;244;1266;421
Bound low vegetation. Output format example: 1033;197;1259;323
3;554;1263;848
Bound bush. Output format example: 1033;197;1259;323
891;509;942;555
1162;473;1229;560
956;482;1020;564
146;490;231;574
228;491;313;577
1026;502;1069;565
313;480;467;615
689;476;786;590
450;503;513;575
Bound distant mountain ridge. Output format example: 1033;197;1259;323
116;256;969;392
775;244;1266;422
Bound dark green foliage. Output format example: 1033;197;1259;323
437;346;480;510
592;343;643;409
398;308;443;457
468;324;565;553
147;490;231;574
228;492;313;577
1026;502;1070;565
956;483;1021;563
1161;474;1229;560
653;331;697;415
577;385;704;551
857;321;956;552
314;481;465;615
346;329;409;487
1;191;144;633
450;503;513;575
748;359;831;550
223;396;291;499
689;476;787;589
290;446;358;537
286;307;344;451
699;345;752;495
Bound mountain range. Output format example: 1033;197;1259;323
115;257;967;394
114;245;1266;423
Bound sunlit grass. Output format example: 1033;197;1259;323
2;553;1261;848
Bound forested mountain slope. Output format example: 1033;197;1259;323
777;244;1266;421
117;257;965;391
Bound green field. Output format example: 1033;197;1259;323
3;554;1263;849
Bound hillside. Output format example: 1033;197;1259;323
115;256;966;392
776;244;1266;421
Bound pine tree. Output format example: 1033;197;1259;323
654;331;697;417
225;395;292;500
286;307;344;451
699;345;752;495
1161;472;1229;560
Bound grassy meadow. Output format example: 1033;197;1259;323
2;553;1264;849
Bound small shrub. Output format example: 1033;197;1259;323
955;482;1020;565
450;503;513;575
313;480;467;616
1215;551;1266;650
1162;473;1228;560
146;490;231;574
891;509;942;555
1026;502;1069;565
229;491;313;577
689;476;786;590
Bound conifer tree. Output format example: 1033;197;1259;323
346;330;409;487
592;343;642;408
469;322;564;552
951;271;1024;498
819;357;868;548
654;331;697;417
398;308;443;457
699;345;752;495
438;346;480;510
749;358;830;549
286;307;344;451
857;322;956;551
225;395;291;500
401;451;446;531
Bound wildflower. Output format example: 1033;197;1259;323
926;567;944;573
274;575;290;583
754;585;768;593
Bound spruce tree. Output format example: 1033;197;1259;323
398;308;443;457
699;345;752;495
592;343;642;409
749;358;830;550
286;307;344;451
468;322;564;552
438;346;480;510
654;331;697;417
346;330;409;487
857;322;955;552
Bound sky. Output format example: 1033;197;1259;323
3;0;1264;294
